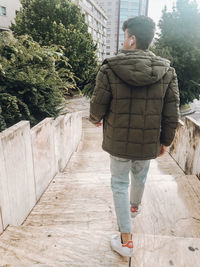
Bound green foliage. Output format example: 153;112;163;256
153;0;200;105
11;0;98;88
82;65;99;98
0;32;75;132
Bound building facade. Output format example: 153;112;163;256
0;0;107;62
0;0;21;31
97;0;149;57
72;0;107;62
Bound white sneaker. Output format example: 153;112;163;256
110;234;133;257
130;205;141;218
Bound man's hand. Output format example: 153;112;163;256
95;121;103;127
158;144;167;157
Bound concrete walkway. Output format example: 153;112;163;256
0;117;200;266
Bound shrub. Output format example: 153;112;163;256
0;32;75;131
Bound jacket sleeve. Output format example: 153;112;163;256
160;68;180;146
89;65;112;124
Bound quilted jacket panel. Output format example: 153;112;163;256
90;49;180;160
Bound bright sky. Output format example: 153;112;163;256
148;0;200;33
148;0;175;28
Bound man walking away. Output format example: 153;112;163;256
89;16;180;257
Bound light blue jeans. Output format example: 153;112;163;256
110;155;150;233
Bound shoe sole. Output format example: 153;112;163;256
111;245;133;257
111;242;133;257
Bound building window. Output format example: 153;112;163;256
94;19;98;28
87;14;93;23
83;0;92;10
88;27;92;34
106;52;110;55
0;6;6;16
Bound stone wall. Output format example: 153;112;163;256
169;116;200;179
0;112;82;234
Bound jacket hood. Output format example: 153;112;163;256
105;49;170;87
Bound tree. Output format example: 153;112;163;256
153;0;200;105
82;65;99;98
11;0;98;89
0;32;75;132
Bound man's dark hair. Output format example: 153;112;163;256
122;16;155;50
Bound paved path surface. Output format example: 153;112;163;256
187;99;200;123
181;99;200;123
0;98;200;266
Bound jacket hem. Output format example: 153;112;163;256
102;145;157;160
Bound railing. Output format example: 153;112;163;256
1;113;199;235
169;116;200;179
0;112;82;234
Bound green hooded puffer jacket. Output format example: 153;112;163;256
89;49;180;160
